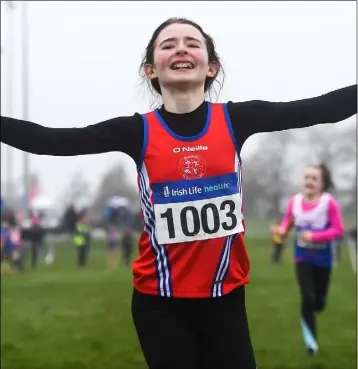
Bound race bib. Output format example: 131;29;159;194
152;173;244;244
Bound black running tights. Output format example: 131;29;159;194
131;286;257;369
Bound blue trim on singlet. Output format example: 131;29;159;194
153;102;212;142
138;171;173;297
211;234;236;298
137;114;149;172
136;114;173;297
222;103;242;162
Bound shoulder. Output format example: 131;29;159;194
291;193;303;208
292;193;302;202
87;112;145;139
97;112;144;129
225;100;263;119
325;193;340;209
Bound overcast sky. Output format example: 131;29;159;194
0;1;356;203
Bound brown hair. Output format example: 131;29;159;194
314;163;334;192
139;18;225;106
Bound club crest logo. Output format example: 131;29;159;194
178;155;206;180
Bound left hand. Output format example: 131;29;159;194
301;231;312;244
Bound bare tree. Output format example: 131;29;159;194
91;162;138;214
302;124;356;212
303;124;356;167
60;171;90;206
243;130;298;217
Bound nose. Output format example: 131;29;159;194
175;42;188;55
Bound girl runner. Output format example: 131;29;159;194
0;17;356;369
275;164;345;356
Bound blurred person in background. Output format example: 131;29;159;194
276;164;344;356
346;227;357;273
270;217;294;263
28;210;46;269
103;201;121;270
1;209;23;274
73;212;91;268
61;204;79;237
103;198;132;269
270;221;285;263
332;234;344;262
348;228;357;251
121;223;135;268
0;16;357;369
1;196;7;214
106;223;119;270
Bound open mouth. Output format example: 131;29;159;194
170;62;194;70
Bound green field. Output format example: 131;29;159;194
1;237;356;369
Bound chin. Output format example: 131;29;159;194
165;78;202;91
303;189;314;196
168;70;203;81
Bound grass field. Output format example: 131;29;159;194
1;237;356;369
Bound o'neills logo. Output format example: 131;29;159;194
173;145;208;153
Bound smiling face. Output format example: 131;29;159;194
302;166;324;197
144;23;218;92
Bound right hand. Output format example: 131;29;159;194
270;225;285;244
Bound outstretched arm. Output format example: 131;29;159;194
0;114;144;161
227;84;357;145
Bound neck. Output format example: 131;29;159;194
303;193;321;202
161;86;205;114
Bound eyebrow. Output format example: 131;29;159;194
159;36;202;47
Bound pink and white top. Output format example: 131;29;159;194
279;192;344;242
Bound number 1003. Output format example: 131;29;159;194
160;200;237;239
